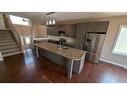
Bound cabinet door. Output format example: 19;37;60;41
87;22;96;32
64;24;76;37
75;23;89;49
88;21;109;32
47;24;76;37
56;24;76;37
95;21;109;32
47;26;59;36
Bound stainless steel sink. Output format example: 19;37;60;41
57;45;68;49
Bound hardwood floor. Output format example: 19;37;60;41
0;49;127;83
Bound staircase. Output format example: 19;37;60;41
0;30;21;57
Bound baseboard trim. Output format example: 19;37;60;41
100;59;127;69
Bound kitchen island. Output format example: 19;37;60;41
35;43;87;79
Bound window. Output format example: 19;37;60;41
0;14;5;29
25;37;31;45
112;25;127;56
9;15;29;26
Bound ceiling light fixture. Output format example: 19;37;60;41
45;12;55;15
46;19;56;26
45;12;56;26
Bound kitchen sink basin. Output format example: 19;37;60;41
57;45;68;49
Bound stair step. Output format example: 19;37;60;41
0;31;12;35
0;30;21;57
0;36;14;40
0;38;14;41
0;42;17;47
2;51;21;57
0;31;11;34
0;45;18;51
1;48;20;54
0;31;12;33
0;39;16;43
0;34;13;37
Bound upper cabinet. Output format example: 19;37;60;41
75;21;109;49
47;26;59;36
47;21;109;38
64;24;76;37
47;24;76;37
88;21;109;33
75;23;89;49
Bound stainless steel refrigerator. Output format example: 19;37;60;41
84;32;106;63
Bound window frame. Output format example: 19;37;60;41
112;25;127;57
9;15;30;26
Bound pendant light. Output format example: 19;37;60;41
46;19;56;26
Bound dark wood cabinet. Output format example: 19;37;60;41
47;21;109;50
75;23;89;49
47;21;109;36
75;21;109;50
47;26;59;36
47;24;76;37
88;21;109;32
64;24;76;37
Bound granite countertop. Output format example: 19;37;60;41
33;38;49;41
35;43;87;60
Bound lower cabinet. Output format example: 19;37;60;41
39;48;84;73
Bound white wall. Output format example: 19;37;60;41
14;24;32;36
32;24;47;38
100;16;127;67
48;35;75;43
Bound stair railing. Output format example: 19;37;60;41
6;15;22;53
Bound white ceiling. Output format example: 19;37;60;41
7;12;127;24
